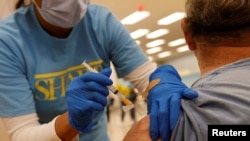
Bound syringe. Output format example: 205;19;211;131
81;61;135;112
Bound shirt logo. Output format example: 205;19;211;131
34;60;103;101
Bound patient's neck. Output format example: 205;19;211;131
196;45;250;75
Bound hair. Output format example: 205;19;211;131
185;0;250;44
16;0;25;9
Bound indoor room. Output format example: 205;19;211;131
0;0;204;141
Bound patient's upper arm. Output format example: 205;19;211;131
123;115;161;141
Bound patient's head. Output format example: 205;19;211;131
185;0;250;44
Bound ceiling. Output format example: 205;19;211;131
0;0;192;65
91;0;192;65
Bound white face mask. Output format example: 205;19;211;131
34;0;90;28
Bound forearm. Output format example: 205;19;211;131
2;113;79;141
55;112;79;141
123;61;157;93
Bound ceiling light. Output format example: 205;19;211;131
130;29;149;39
146;29;169;39
157;12;186;25
168;38;186;47
177;45;189;52
121;11;150;25
146;47;162;54
157;51;172;58
146;39;165;48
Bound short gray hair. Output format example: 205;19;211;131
185;0;250;43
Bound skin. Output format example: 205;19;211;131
34;0;72;38
34;0;79;140
123;115;161;141
123;115;151;141
123;18;250;140
181;18;250;76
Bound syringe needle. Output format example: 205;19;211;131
82;60;98;73
82;61;120;95
81;61;135;111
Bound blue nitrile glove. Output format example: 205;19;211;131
66;68;113;132
147;64;198;141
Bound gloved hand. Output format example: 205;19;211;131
147;64;198;141
66;68;113;132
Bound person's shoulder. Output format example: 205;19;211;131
87;3;112;15
89;3;108;10
85;3;117;24
0;12;19;35
0;6;32;46
0;6;29;26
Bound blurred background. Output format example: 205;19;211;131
0;0;200;141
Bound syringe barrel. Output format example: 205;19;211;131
107;86;118;94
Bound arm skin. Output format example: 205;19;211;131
123;115;161;141
55;112;79;141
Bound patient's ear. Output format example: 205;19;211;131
181;18;196;51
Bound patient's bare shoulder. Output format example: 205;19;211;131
123;115;161;141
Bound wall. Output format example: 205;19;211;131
161;53;200;87
0;0;17;19
0;0;17;140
